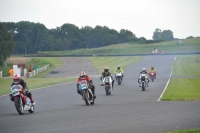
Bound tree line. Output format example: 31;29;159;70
1;21;176;65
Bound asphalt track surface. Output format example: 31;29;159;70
0;55;200;133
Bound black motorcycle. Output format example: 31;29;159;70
79;80;95;105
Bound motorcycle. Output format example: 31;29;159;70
115;72;123;85
79;80;95;106
139;74;148;91
149;71;156;82
102;76;113;95
9;85;34;115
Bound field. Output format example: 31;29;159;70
38;38;200;55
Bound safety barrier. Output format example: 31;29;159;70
0;71;2;78
27;64;50;78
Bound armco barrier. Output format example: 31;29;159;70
28;64;50;78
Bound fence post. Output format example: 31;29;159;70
0;71;2;78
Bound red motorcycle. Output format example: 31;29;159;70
149;71;156;82
9;84;34;115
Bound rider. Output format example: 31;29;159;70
76;71;96;98
10;74;35;104
149;66;156;79
114;65;124;81
100;67;114;90
138;68;149;87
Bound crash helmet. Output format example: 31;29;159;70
13;74;20;84
117;65;120;69
104;67;109;72
151;66;154;70
142;68;146;73
80;71;86;78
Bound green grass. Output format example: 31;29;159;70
0;77;76;96
173;55;200;76
161;55;200;101
86;56;143;74
38;38;200;55
161;78;200;100
160;128;200;133
0;57;77;96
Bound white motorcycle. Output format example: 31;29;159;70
102;76;113;95
139;73;149;91
115;72;123;85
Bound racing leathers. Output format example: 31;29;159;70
100;71;114;89
76;75;96;97
11;79;35;103
114;67;124;81
149;67;156;79
138;71;149;87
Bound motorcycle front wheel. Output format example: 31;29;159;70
142;82;146;91
14;97;24;115
83;92;90;106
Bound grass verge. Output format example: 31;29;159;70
161;55;200;101
0;57;76;96
86;56;143;74
160;128;200;133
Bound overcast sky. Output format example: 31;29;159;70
0;0;200;39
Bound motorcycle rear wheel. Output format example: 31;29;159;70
105;86;109;95
118;77;121;85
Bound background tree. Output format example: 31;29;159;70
153;28;174;41
161;30;174;41
0;23;14;66
152;28;162;40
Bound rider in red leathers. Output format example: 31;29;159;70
76;71;96;98
10;74;35;104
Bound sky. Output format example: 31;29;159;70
0;0;200;39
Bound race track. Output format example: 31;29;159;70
0;55;199;133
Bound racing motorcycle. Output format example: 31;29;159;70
9;85;34;115
79;80;95;106
102;76;113;95
115;72;123;85
149;71;156;82
139;74;148;91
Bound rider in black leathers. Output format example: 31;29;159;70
100;67;114;89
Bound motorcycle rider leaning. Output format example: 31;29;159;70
100;67;114;90
149;66;156;79
10;74;35;104
138;68;149;87
114;65;124;81
76;71;96;98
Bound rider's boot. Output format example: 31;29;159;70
139;83;141;87
112;80;114;90
91;86;96;99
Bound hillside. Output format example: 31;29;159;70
37;38;200;56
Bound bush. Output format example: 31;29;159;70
0;63;13;77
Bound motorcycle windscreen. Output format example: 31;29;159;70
11;85;23;96
141;76;146;81
79;80;88;90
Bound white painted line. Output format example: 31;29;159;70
157;56;177;101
